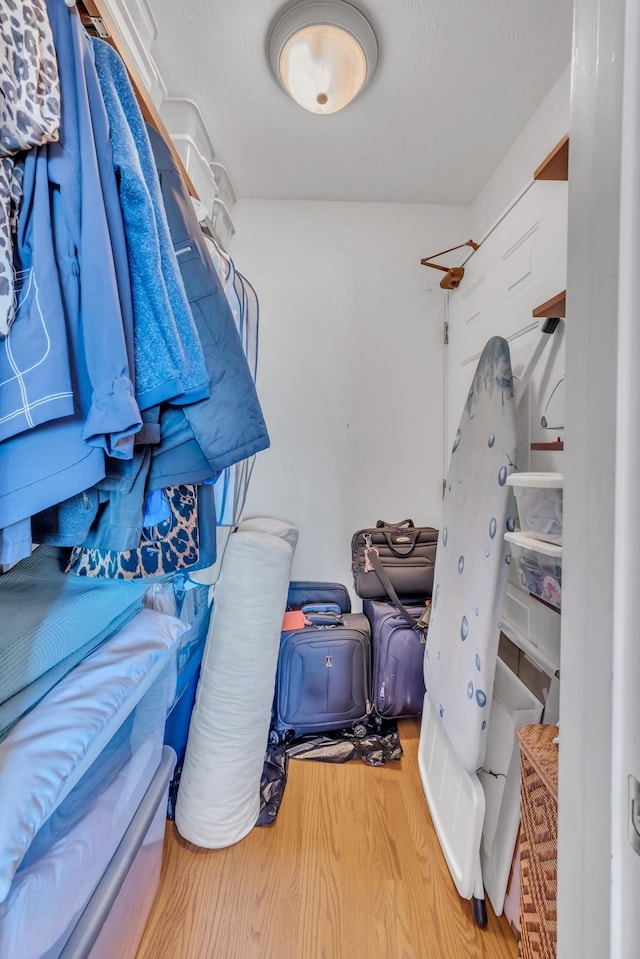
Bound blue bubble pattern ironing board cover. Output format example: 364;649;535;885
423;335;518;774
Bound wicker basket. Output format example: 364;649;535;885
518;724;559;959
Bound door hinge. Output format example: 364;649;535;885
443;320;449;345
85;15;110;38
628;775;640;855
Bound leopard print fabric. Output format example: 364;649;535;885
0;0;61;337
67;485;201;579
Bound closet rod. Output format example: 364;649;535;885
459;179;536;268
76;0;199;200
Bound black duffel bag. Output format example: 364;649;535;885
351;519;438;602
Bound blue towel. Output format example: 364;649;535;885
90;38;210;411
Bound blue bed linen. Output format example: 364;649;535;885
0;610;140;744
0;546;149;706
0;607;184;903
0;732;162;959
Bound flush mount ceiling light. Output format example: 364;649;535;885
268;0;378;115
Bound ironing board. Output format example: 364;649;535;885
417;335;518;926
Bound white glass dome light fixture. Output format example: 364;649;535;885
268;0;378;115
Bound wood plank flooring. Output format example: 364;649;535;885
136;719;518;959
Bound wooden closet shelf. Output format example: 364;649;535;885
533;290;566;318
531;440;564;451
534;134;569;181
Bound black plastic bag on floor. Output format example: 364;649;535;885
257;721;402;826
286;719;402;767
166;763;182;821
257;741;289;826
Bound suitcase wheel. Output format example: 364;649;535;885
352;722;368;739
269;729;296;745
370;712;384;731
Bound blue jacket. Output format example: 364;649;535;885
90;38;210;411
146;125;270;488
0;0;141;533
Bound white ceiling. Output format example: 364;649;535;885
146;0;573;205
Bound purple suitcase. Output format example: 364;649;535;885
363;600;428;718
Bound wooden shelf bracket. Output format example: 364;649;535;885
533;290;566;319
534;135;569;182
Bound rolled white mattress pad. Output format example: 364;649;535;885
175;518;297;847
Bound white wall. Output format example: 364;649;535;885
224;68;571;608
229;200;468;602
559;0;624;955
469;65;571;240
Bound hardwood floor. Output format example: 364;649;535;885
136;719;518;959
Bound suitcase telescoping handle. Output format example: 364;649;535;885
301;602;342;616
364;546;430;633
305;610;344;627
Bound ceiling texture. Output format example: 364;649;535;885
146;0;574;205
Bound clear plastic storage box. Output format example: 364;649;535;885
505;531;563;611
506;472;563;544
0;613;179;959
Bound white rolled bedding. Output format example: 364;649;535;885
175;518;297;847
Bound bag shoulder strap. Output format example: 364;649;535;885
365;546;430;632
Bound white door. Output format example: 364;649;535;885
446;181;568;461
446;179;567;671
444;176;568;915
611;1;640;953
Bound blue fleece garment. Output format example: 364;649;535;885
90;38;210;411
0;1;142;533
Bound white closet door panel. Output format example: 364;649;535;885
446;178;567;674
441;178;567;917
447;181;568;462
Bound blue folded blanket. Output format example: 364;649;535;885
0;546;149;726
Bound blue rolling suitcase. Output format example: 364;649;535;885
272;611;371;742
363;599;428;718
286;580;351;613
